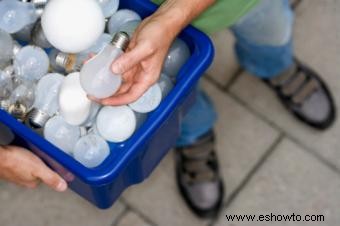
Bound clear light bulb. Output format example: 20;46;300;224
80;32;130;99
118;20;141;37
128;83;163;113
8;80;35;121
73;134;110;168
59;72;96;126
107;9;141;35
31;20;52;48
44;115;81;155
163;39;191;80
28;73;64;128
54;34;112;73
13;45;50;82
96;0;119;18
158;73;174;98
0;70;14;111
96;106;137;143
13;22;35;42
0;0;39;34
0;29;14;69
12;40;22;58
48;48;66;73
41;0;105;53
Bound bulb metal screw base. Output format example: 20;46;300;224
8;103;28;122
28;108;50;128
111;32;130;51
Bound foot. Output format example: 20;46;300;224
175;131;224;219
264;59;336;130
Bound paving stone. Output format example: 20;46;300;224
214;139;340;226
123;80;279;225
206;30;239;87
115;211;152;226
230;0;340;169
0;184;125;226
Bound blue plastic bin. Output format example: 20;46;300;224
0;0;214;209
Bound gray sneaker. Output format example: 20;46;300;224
175;131;224;219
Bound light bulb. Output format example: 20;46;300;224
128;83;163;113
81;103;100;127
163;39;191;80
13;22;35;42
59;72;96;126
80;32;130;99
158;73;174;98
0;122;15;146
0;70;13;111
0;0;39;34
96;0;119;18
96;106;137;143
28;73;64;128
31;20;52;48
8;80;35;121
48;49;66;73
12;41;22;58
73;134;110;168
118;20;141;37
0;29;13;69
41;0;105;53
54;34;112;73
44;115;81;155
13;45;49;82
107;9;141;35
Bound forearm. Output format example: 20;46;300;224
152;0;215;38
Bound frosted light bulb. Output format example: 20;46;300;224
118;20;141;37
28;73;64;128
54;34;112;73
108;9;141;35
81;103;100;127
44;115;81;155
59;72;95;126
13;45;49;81
31;20;52;48
41;0;105;53
48;49;65;73
0;29;13;69
80;32;130;99
129;84;163;113
96;0;119;18
0;0;38;34
0;122;15;146
163;39;191;80
96;106;137;143
8;80;35;121
73;134;110;168
0;70;13;111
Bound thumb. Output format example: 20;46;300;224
111;42;154;74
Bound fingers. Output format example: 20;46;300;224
111;42;154;75
33;164;68;192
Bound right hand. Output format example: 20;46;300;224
0;145;67;192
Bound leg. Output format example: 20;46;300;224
175;85;224;218
232;0;336;129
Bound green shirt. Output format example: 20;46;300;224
152;0;260;34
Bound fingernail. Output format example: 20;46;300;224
56;181;67;192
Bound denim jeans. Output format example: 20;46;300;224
177;0;294;146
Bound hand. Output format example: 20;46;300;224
98;14;178;106
0;145;67;192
